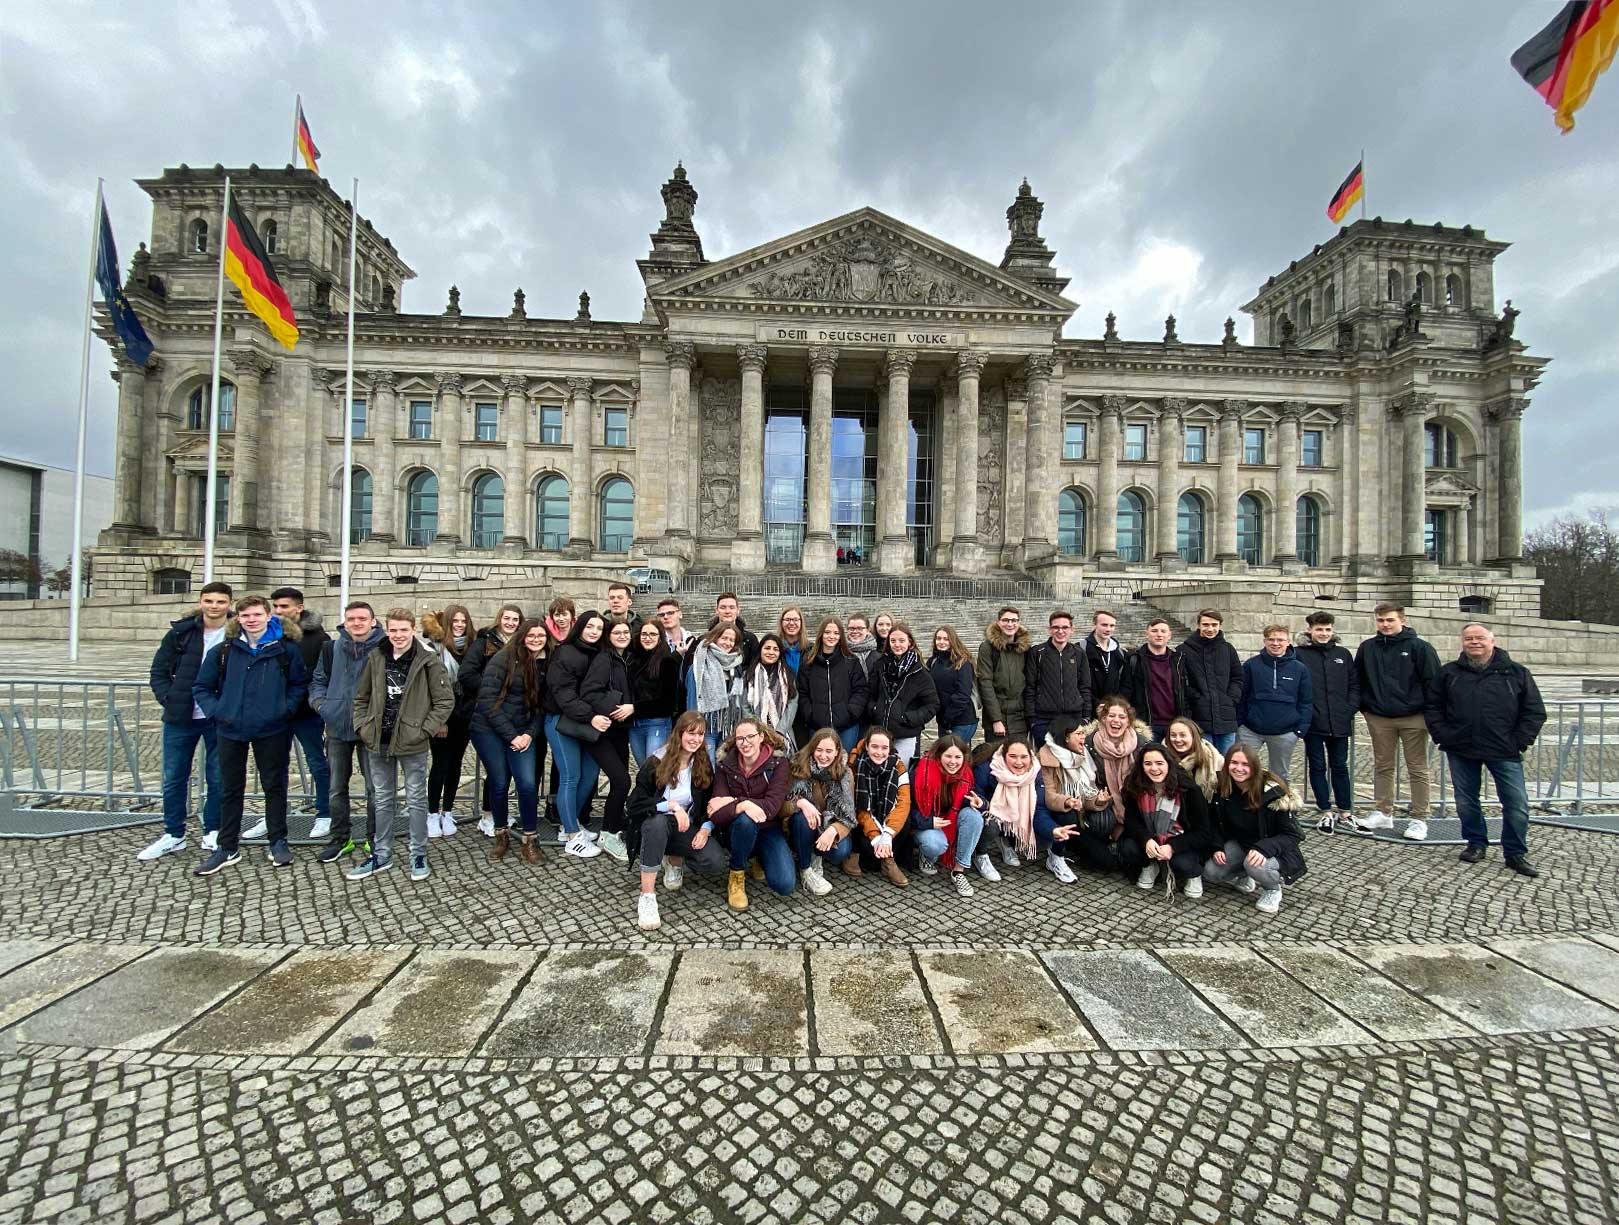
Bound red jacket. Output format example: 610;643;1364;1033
908;755;973;869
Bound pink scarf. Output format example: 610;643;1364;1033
987;749;1041;857
1089;723;1139;837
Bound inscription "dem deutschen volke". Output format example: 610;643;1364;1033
758;324;965;347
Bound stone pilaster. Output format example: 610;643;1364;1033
1019;354;1057;565
566;375;595;555
1155;397;1185;568
732;344;768;571
139;357;167;533
1273;402;1303;567
1216;400;1244;566
1489;396;1526;562
1391;391;1432;560
1095;394;1125;562
111;358;150;530
225;347;273;534
501;374;529;547
949;351;987;573
877;349;918;574
435;371;464;544
369;371;398;542
802;345;838;573
664;341;696;544
999;377;1027;566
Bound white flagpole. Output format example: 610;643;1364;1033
203;176;231;582
339;178;359;610
292;94;302;168
68;178;104;662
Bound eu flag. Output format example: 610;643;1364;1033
96;203;154;366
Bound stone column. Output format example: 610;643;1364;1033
877;349;917;573
369;371;398;542
1095;394;1125;561
225;348;273;533
139;357;167;533
950;351;986;572
1000;377;1027;565
1273;402;1303;566
1155;397;1185;567
435;372;464;544
566;376;595;555
802;345;838;573
1020;355;1057;564
1491;397;1525;561
1393;392;1430;559
111;358;149;529
1216;400;1244;563
732;344;768;571
664;341;695;544
502;374;529;546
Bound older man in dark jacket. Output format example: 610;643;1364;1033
1425;623;1547;876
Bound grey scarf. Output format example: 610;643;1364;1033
694;642;743;714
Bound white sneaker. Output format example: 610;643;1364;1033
800;860;833;896
564;832;602;859
918;856;939;876
242;819;268;841
440;813;457;837
200;831;219;852
636;892;661;931
477;814;495;837
1232;875;1258;894
597;831;629;862
1256;887;1283;914
427;814;444;839
973;853;1001;883
1000;845;1022;869
1361;810;1394;831
136;833;186;861
308;818;331;840
580;828;600;843
1403;819;1429;841
1183;875;1204;899
1136;864;1159;890
1046;851;1078;884
662;858;685;891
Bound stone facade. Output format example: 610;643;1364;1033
93;164;1548;616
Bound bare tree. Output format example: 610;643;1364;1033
0;549;42;588
1525;508;1619;624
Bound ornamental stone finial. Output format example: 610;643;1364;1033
444;285;461;317
1103;311;1119;342
511;288;526;319
1223;317;1238;346
1163;314;1179;344
575;291;592;322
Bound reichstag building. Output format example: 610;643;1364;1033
94;162;1546;612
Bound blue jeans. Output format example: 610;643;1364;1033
161;719;221;839
544;714;599;835
725;815;796;894
1448;754;1530;859
837;725;862;753
469;727;538;833
916;806;985;868
1204;731;1236;755
628;717;672;770
785;811;854;870
1305;733;1352;811
939;720;979;746
289;712;330;817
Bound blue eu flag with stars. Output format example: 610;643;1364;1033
96;203;154;366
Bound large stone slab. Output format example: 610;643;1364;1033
0;942;151;1030
484;950;673;1059
1488;937;1619;1010
1041;949;1242;1051
1358;943;1619;1035
11;945;285;1049
0;939;68;980
169;947;412;1056
810;949;943;1056
654;949;808;1057
1157;946;1371;1048
319;949;537;1056
1263;945;1476;1042
917;949;1095;1055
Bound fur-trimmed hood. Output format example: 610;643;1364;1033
420;610;448;642
224;614;302;643
1173;737;1224;799
984;621;1031;653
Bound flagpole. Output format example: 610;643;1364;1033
204;176;231;583
292;94;302;167
68;179;104;662
339;179;359;611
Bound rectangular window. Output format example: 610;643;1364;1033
474;402;498;442
1123;423;1147;462
350;399;366;439
539;405;563;444
1184;425;1207;464
605;406;628;447
408;401;432;440
1063;420;1088;461
1243;427;1266;464
1302;428;1324;468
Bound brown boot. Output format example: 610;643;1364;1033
879;857;909;888
520;832;543;864
489;829;509;861
841;857;864;878
727;869;749;911
747;860;765;882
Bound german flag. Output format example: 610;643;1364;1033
295;99;321;172
225;197;298;350
1512;0;1618;133
1326;160;1364;224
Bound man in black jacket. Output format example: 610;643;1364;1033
604;582;645;635
1177;609;1242;753
140;581;234;862
1425;623;1547;876
1084;610;1131;715
1356;604;1442;840
1297;612;1360;828
1023;610;1090;748
271;587;332;840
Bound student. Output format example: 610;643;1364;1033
1084;610;1130;710
462;603;523;836
709;592;760;667
929;626;978;744
1125;618;1185;740
1178;609;1243;754
1203;745;1307;914
545;610;607;859
191;595;307;875
603;581;643;634
744;633;799;752
348;608;454;882
777;606;808;672
140;580;232;862
1164;717;1224;800
867;621;939;766
420;603;478;838
707;717;794;910
268;587;332;841
628;711;725;931
849;727;912;888
655;596;697;655
976;606;1031;743
580;618;637;862
1356;604;1442;840
687;621;748;758
1296;612;1360;830
544;598;576;649
872;612;895;657
785;729;858;889
309;600;386;863
797;617;869;753
1065;699;1149;879
844;613;881;678
909;735;984;896
1124;743;1215;898
972;736;1061;880
627;620;680;769
1236;624;1312;785
1023;610;1090;748
469;619;549;864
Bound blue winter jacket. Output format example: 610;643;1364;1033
192;616;308;742
1237;646;1313;737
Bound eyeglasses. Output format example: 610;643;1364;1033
735;732;761;743
659;610;677;618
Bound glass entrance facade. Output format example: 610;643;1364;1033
763;386;807;565
832;389;877;565
907;392;937;567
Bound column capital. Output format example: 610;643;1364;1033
952;350;987;379
664;340;697;370
1388;390;1436;419
1220;398;1247;421
372;369;399;391
1278;400;1306;422
566;376;594;398
883;349;918;379
1022;353;1056;383
1100;393;1128;417
117;355;159;378
1160;396;1188;420
501;374;528;396
436;371;464;396
807;345;839;376
736;343;769;373
1486;395;1527;422
226;348;274;381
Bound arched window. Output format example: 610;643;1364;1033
1176;492;1206;564
1416;271;1432;304
1445;273;1464;308
1299;298;1313;329
598;477;634;552
261;219;278;255
190;218;208;254
470;472;504;548
405;471;438;546
1296;494;1323;567
332;240;342;276
1387;268;1402;302
1237;494;1264;564
535;475;570;550
371;275;382;303
1116;490;1146;563
1324;283;1336;315
186;382;236;432
349;469;373;544
1424;424;1459;469
1057;488;1087;556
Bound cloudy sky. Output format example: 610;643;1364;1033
1;1;1613;526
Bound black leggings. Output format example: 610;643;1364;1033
583;725;632;835
427;714;472;812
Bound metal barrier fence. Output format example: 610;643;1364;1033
2;678;1617;835
677;572;1055;601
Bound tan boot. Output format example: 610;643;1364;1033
520;832;543;864
488;829;509;861
841;857;864;877
727;869;749;911
879;857;909;888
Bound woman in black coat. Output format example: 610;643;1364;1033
543;611;606;859
1121;744;1216;897
1204;744;1307;914
580;619;637;863
928;625;978;745
867;621;939;767
796;617;869;753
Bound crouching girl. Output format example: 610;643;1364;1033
1203;745;1307;914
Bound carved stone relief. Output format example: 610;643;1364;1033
747;235;975;305
976;384;1007;543
698;374;741;538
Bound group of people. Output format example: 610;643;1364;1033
142;582;1549;925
